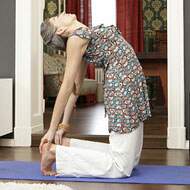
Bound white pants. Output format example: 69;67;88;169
55;121;144;178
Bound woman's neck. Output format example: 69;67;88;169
67;21;88;36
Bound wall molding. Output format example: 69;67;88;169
167;0;187;149
31;0;44;136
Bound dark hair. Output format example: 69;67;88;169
40;19;67;51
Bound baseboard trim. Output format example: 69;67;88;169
32;124;44;134
167;126;187;149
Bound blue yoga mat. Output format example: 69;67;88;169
0;161;190;185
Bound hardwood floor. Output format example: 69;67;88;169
43;102;167;135
0;147;189;189
32;102;167;148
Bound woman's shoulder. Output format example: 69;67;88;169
67;27;91;53
91;24;121;32
68;25;92;40
90;24;122;38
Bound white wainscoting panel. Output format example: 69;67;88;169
0;79;13;136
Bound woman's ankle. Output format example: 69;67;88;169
62;137;70;146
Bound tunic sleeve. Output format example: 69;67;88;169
69;27;92;40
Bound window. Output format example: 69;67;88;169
91;0;116;26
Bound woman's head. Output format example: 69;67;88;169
49;12;77;28
40;12;77;51
40;19;67;51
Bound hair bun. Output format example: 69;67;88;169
40;19;67;51
51;34;67;50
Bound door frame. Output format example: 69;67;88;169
167;0;187;149
0;0;188;148
0;0;44;146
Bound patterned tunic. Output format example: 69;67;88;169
70;24;152;134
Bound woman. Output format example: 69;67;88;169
40;11;152;177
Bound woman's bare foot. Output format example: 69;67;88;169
40;142;57;176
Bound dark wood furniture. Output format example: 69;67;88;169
137;52;167;110
155;30;167;53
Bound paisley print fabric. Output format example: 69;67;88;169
69;24;152;134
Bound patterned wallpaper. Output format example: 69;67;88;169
44;0;59;19
43;0;66;54
143;0;167;52
43;0;65;19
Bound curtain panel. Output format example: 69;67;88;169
116;0;144;53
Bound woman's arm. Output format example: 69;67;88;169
39;36;89;152
54;60;88;144
61;60;88;125
49;36;89;131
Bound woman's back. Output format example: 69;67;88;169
70;24;152;133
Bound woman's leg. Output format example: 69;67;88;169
55;123;143;178
40;140;125;178
55;143;125;178
41;123;143;178
69;138;110;153
133;121;144;167
109;121;144;176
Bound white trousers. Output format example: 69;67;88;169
55;121;144;178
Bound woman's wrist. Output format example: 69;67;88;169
57;123;71;132
49;126;58;133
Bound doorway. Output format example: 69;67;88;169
28;0;187;148
33;0;168;149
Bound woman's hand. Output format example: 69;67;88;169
39;128;57;154
54;128;67;145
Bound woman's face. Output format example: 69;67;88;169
49;12;77;29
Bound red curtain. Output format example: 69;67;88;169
66;0;95;79
66;0;92;26
116;0;144;53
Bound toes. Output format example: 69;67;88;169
42;170;50;176
42;170;57;176
50;171;57;176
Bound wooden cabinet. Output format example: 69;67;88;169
137;52;167;110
